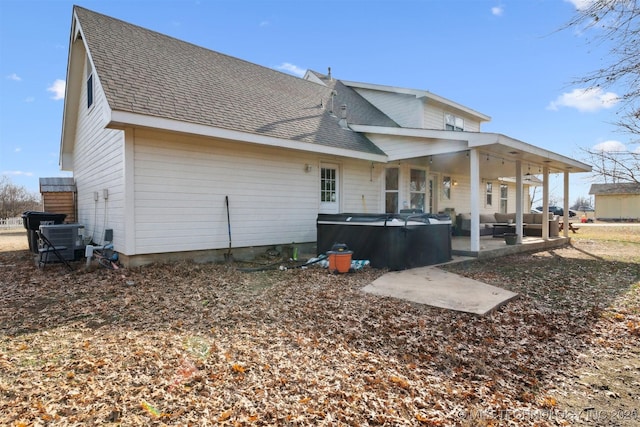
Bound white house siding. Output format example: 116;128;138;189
341;158;383;213
447;177;522;215
365;134;468;161
351;88;423;128
73;58;125;248
131;130;383;255
423;103;481;132
595;194;640;220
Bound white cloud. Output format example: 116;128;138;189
14;147;21;153
259;20;270;27
491;6;504;16
24;96;35;103
2;170;33;177
7;73;21;81
275;62;305;77
547;87;619;112
565;0;595;11
592;140;626;152
47;79;66;100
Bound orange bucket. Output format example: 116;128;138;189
328;250;353;273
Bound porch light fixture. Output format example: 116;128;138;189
453;180;458;186
305;164;312;173
430;156;433;164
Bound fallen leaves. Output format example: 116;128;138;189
0;228;639;425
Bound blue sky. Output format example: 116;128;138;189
1;0;637;205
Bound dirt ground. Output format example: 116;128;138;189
1;227;638;426
0;230;29;252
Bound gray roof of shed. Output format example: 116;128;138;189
40;177;76;193
74;6;389;156
589;183;640;195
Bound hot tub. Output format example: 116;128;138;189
317;213;451;270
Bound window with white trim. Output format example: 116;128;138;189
445;113;464;131
410;169;426;211
500;183;508;213
319;163;340;214
86;56;94;109
385;167;399;213
486;181;493;207
320;167;337;203
442;176;452;200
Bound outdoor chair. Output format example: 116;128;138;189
37;230;72;271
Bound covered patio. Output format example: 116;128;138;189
451;234;570;259
353;125;591;256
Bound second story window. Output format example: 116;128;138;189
445;113;464;131
86;56;94;109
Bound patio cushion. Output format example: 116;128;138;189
481;213;497;223
494;213;509;223
523;213;535;224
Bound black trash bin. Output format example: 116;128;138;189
22;211;67;253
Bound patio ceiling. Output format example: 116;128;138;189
352;125;592;179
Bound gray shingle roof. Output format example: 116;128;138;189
74;6;389;156
589;183;640;195
39;177;76;193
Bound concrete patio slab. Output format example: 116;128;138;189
362;266;518;316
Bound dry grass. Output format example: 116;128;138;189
1;225;639;425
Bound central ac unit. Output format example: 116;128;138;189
39;224;85;261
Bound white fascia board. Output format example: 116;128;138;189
108;111;388;162
350;125;475;141
342;80;491;122
469;133;592;172
60;12;84;171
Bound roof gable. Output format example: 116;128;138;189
589;183;640;195
71;6;386;156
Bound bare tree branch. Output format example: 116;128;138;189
565;0;640;138
580;147;640;183
0;176;41;218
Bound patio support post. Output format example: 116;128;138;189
563;171;570;238
469;148;480;252
515;160;523;244
542;166;550;240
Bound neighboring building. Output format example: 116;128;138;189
39;177;77;223
589;183;640;221
59;7;590;266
